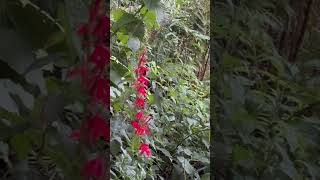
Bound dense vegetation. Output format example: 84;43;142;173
110;0;210;179
213;0;320;179
0;0;209;179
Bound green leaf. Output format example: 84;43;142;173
176;0;184;5
143;10;159;29
112;12;145;40
131;136;140;150
46;77;61;93
7;2;61;49
117;32;129;44
177;156;196;175
24;53;65;74
111;9;126;21
10;133;31;160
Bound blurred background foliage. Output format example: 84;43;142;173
0;0;100;179
110;0;209;179
213;0;320;179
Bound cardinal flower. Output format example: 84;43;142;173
89;75;109;106
91;45;110;72
89;0;102;20
135;124;150;136
137;75;149;86
77;23;88;36
136;85;147;97
134;66;149;76
138;49;147;67
93;16;110;40
134;97;145;107
135;111;144;120
87;115;109;143
70;114;109;145
82;154;105;180
131;121;150;136
69;115;109;145
139;143;151;157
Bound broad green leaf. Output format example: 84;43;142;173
177;156;196;175
117;32;129;44
111;9;126;21
143;10;159;29
10;133;31;160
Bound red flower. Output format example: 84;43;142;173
131;120;139;129
131;121;150;136
135;111;144;120
91;45;110;71
75;114;109;145
89;0;101;21
93;16;110;40
82;154;105;180
137;75;149;86
77;23;88;36
90;75;109;106
136;124;150;136
136;85;147;97
139;143;151;157
138;49;147;67
134;97;145;107
134;66;149;76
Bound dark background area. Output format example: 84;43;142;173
212;0;320;179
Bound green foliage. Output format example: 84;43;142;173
0;0;88;178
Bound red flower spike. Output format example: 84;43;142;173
134;97;145;107
82;154;105;180
139;143;151;157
